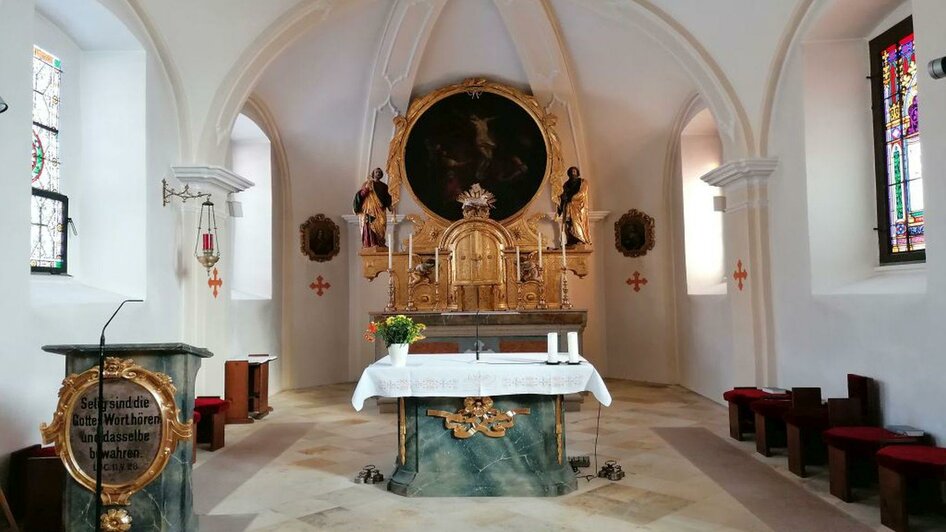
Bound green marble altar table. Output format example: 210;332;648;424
352;352;611;497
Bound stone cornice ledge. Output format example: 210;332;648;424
546;210;611;222
701;158;778;188
171;165;255;194
341;214;408;225
342;211;611;224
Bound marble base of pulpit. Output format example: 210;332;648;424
43;343;211;532
389;394;576;497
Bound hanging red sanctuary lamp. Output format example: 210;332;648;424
195;199;220;274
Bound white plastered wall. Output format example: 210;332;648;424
767;0;946;440
0;0;183;476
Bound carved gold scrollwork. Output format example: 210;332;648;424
40;357;193;506
427;397;530;439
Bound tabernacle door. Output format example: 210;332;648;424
454;230;502;286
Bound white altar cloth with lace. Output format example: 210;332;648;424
351;353;612;411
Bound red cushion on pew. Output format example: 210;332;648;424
194;397;230;415
193;410;202;424
32;445;58;458
723;388;790;407
750;398;793;418
877;445;946;480
877;445;946;479
823;426;916;455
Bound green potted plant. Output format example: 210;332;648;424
364;315;426;366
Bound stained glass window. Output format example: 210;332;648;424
31;46;68;273
870;18;924;263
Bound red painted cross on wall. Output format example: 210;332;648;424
733;260;748;291
626;271;648;292
309;275;331;296
208;268;223;299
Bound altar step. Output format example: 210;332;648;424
377;392;587;414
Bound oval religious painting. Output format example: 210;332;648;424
404;91;548;222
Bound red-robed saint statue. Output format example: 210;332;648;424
353;167;393;248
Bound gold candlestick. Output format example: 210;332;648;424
560;266;573;310
406;277;417;311
385;268;397;311
536;266;548;310
515;280;525;310
433;282;441;311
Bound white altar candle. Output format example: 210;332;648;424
408;233;413;269
516;246;521;280
538;232;543;268
388;234;393;270
567;332;580;363
435;248;439;283
547;332;558;363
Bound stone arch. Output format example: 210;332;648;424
106;0;189;157
197;0;758;166
236;93;294;388
579;0;754;161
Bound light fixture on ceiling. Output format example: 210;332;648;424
0;96;8;114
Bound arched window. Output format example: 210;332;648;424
31;46;68;273
230;114;273;299
681;108;725;294
869;16;924;263
30;3;147;301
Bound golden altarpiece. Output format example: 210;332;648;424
357;78;593;314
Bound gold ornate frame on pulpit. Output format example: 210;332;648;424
386;78;566;223
41;358;192;506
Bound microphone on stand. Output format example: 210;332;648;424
475;306;481;362
94;299;143;530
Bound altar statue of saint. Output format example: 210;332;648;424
557;166;592;246
353;168;393;248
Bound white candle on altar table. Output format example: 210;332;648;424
388;235;393;270
538;232;543;268
547;332;558;363
408;233;413;269
567;332;580;363
516;246;521;280
435;248;439;283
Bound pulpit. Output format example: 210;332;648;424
41;343;210;532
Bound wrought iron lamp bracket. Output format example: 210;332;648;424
162;178;212;207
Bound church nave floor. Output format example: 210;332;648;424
191;381;941;531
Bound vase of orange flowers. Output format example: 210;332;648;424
364;315;426;367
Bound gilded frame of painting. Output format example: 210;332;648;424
300;214;341;262
386;77;566;224
40;357;192;505
614;209;656;258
